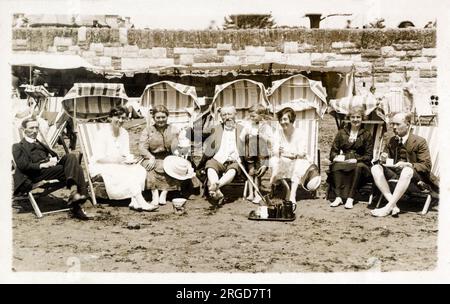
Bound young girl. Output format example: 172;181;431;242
240;104;273;204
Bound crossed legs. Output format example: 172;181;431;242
207;168;236;197
371;164;414;216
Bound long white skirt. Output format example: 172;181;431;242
93;163;147;200
269;156;311;184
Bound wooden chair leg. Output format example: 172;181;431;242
86;177;97;206
28;192;43;218
368;194;373;206
242;181;248;199
375;195;383;209
421;194;432;215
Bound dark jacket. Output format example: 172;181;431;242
385;133;439;189
329;126;374;166
12;138;57;194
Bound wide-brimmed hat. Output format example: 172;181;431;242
301;164;321;191
163;156;195;180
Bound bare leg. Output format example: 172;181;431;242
372;167;413;216
371;165;393;202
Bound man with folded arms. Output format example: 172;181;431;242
370;112;438;217
12;117;90;220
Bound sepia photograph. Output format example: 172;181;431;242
1;0;449;283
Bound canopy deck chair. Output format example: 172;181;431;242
12;124;68;218
328;92;388;204
197;79;269;199
140;81;200;131
267;74;328;199
62;83;129;206
20;84;54;110
210;79;270;122
372;125;439;215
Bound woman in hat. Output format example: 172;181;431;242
89;106;156;211
139;105;181;208
269;107;321;210
327;106;373;209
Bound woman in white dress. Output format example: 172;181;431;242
269;107;321;209
89;106;157;212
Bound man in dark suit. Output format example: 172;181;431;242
200;106;247;206
13;117;90;220
370;112;438;217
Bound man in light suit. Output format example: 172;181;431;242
371;112;438;217
13;117;90;220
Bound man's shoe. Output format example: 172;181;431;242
71;205;90;221
68;192;87;207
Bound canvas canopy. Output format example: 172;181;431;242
140;81;199;110
211;79;269;121
140;81;200;128
329;93;388;122
267;74;328;118
11;53;94;70
62;83;128;119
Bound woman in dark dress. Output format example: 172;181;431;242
328;106;373;209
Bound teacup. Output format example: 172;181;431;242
259;206;268;219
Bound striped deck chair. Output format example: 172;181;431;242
140;81;199;130
373;125;439;215
77;123;113;206
267;75;328;199
329;93;387;204
211;79;269;122
12;124;68;218
62;83;128;121
268;75;328;169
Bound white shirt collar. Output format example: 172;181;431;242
400;132;410;145
24;135;37;143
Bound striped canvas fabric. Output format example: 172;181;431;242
63;96;124;119
141;81;198;110
140;81;199;129
292;111;319;165
43;97;63;113
62;83;128;119
268;74;327;117
329;93;382;118
212;79;269;121
411;126;439;177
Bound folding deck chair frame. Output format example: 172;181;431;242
12;126;69;218
371;125;439;215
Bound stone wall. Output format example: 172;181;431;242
12;28;437;96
